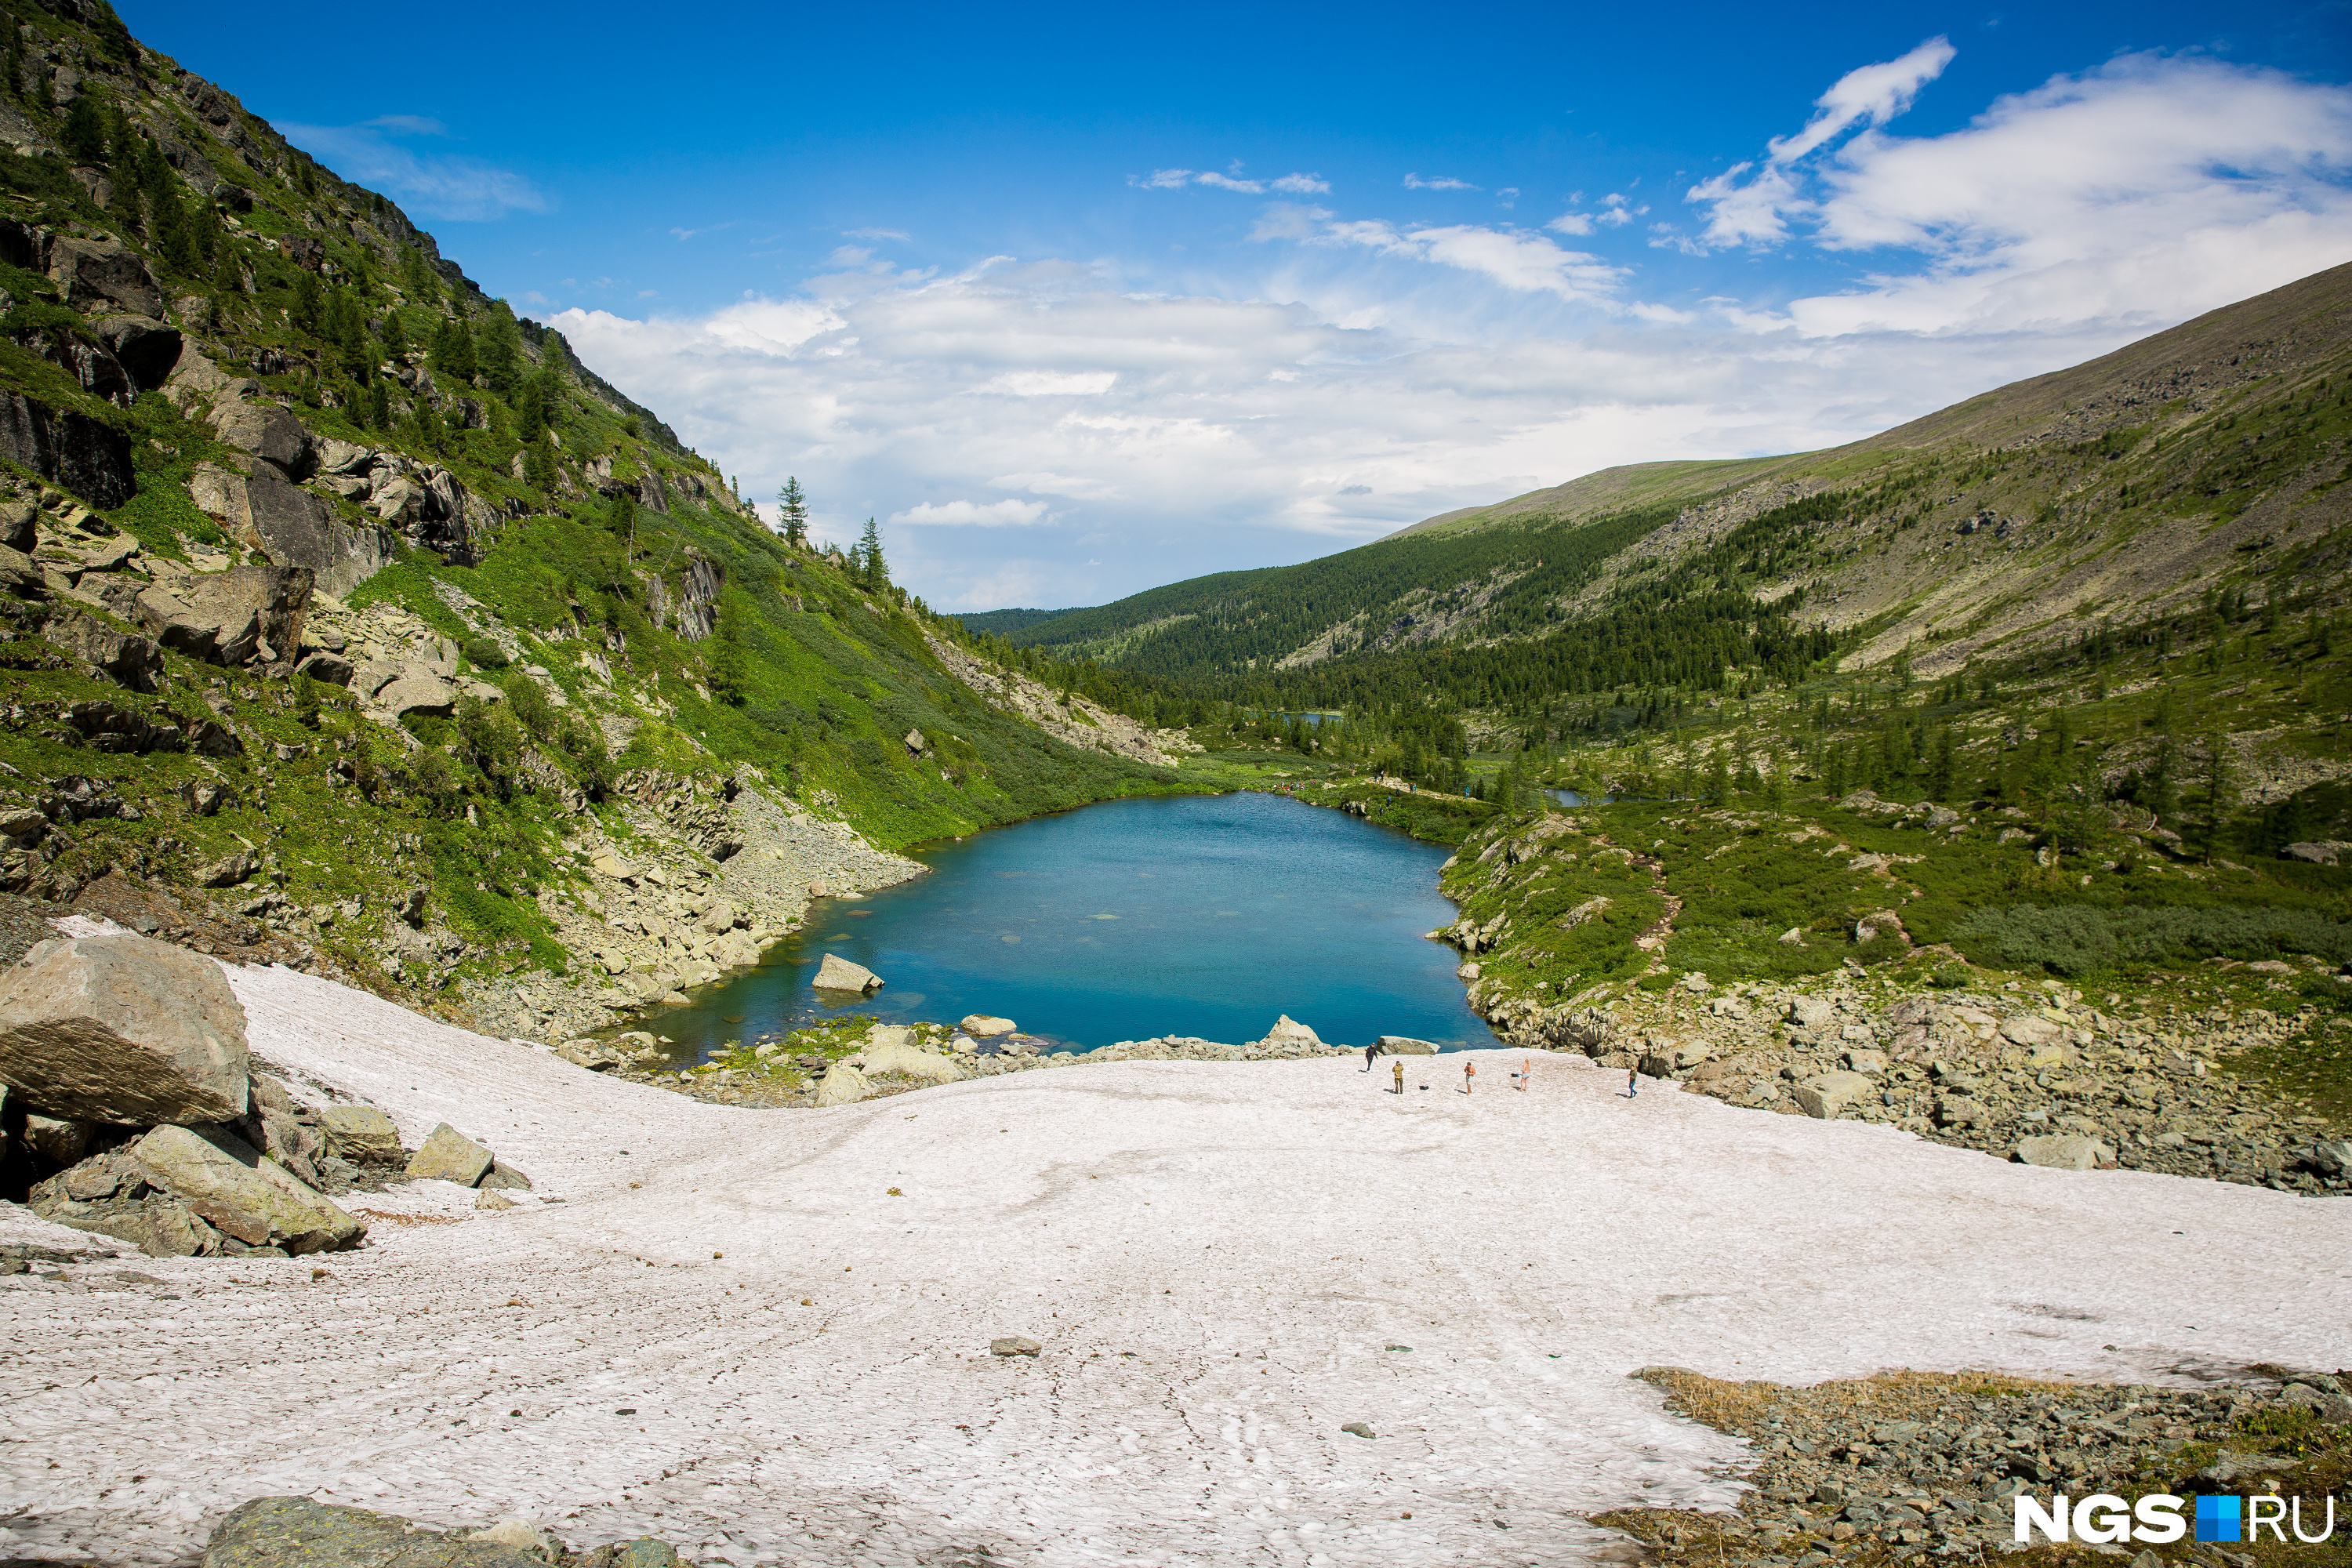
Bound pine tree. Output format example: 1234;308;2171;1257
366;378;391;430
777;477;809;546
293;271;323;332
477;310;521;397
858;517;887;590
379;307;407;362
516;376;544;442
448;318;477;383
60;96;107;165
524;435;557;493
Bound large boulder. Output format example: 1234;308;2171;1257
2013;1134;2112;1171
321;1104;404;1163
1784;996;1836;1031
1376;1035;1439;1054
0;934;249;1124
1261;1014;1323;1046
960;1014;1018;1037
811;1061;873;1105
132;564;313;668
133;1124;365;1254
855;1033;966;1084
202;1496;546;1568
1792;1070;1876;1120
812;953;883;993
89;314;183;390
45;235;163;317
206;401;317;477
189;460;390;598
407;1123;494;1186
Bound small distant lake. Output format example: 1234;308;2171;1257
651;792;1490;1065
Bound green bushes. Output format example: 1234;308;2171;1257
1954;903;2352;977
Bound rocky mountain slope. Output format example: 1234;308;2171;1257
0;0;1186;1058
1004;260;2352;705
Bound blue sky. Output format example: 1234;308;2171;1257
132;2;2352;610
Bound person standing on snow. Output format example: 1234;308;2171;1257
1363;1041;1380;1072
1464;1059;1476;1094
1627;1065;1639;1098
1392;1058;1405;1095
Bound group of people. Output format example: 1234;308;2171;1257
1362;1044;1643;1098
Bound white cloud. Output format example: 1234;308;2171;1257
1138;165;1327;196
1769;37;1957;164
1688;51;2352;335
826;245;877;267
1298;216;1625;302
990;470;1122;499
280;119;547;222
1546;212;1595;235
891;499;1051;527
1403;173;1479;191
982;370;1119;396
845;227;912;241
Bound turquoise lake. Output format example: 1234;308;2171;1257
652;792;1490;1064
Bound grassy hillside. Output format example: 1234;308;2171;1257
0;3;1179;1029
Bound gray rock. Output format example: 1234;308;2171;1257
0;934;249;1125
132;564;314;668
477;1159;534;1192
1340;1422;1376;1439
1786;996;1835;1030
812;953;883;993
811;1062;872;1105
45;612;163;692
579;1541;684;1568
2013;1134;2112;1171
23;1111;92;1164
1792;1069;1875;1120
89;314;183;390
206;401;318;478
407;1123;495;1186
371;667;459;719
196;848;259;887
0;389;136;510
134;1124;364;1254
1376;1035;1439;1054
201;1495;547;1568
45;235;163;318
990;1336;1042;1356
189;460;390;598
320;1104;403;1164
960;1013;1018;1036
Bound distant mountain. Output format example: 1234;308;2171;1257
1005;260;2352;709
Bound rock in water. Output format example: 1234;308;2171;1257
1375;1036;1439;1054
202;1495;549;1568
2013;1134;2113;1171
133;1125;364;1254
812;953;883;993
960;1014;1018;1037
0;934;249;1124
407;1123;495;1186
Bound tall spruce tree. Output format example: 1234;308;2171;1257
777;477;809;546
857;517;887;590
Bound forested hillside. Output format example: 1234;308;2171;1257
0;0;1181;1035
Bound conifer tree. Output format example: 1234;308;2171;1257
777;477;808;546
59;96;106;165
524;435;557;493
858;517;887;590
477;310;521;397
293;270;323;332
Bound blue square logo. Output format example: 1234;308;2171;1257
2195;1495;2241;1543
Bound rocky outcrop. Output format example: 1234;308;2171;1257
190;460;390;599
0;389;135;509
407;1122;495;1185
0;933;249;1125
43;234;164;318
132;565;313;668
924;630;1188;768
129;1123;365;1254
89;314;183;390
45;612;163;692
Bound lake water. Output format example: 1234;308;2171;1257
651;792;1489;1064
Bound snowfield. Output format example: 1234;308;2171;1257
3;963;2345;1567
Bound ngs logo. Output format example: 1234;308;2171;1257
2015;1494;2339;1545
